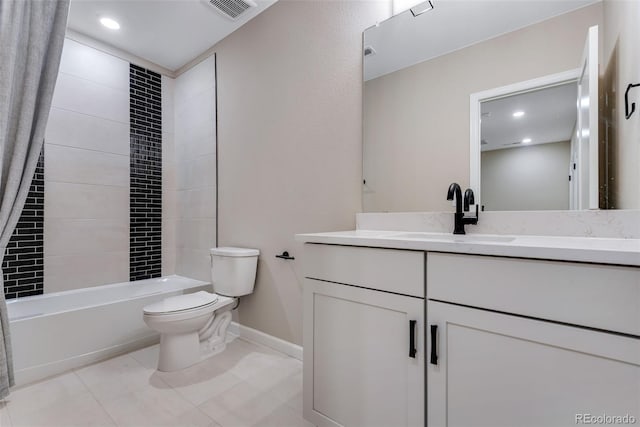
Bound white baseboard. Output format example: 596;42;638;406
14;334;160;387
228;321;303;361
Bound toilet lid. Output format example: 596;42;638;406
143;291;219;315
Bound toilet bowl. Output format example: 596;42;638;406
143;247;259;372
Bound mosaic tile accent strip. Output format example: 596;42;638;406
130;64;162;281
3;149;45;299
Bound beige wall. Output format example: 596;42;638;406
363;3;602;212
212;1;390;345
602;0;640;209
481;141;571;211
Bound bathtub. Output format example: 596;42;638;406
7;275;210;386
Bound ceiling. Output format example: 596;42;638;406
67;0;278;72
364;0;599;81
480;82;578;152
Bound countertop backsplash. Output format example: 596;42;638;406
356;210;640;239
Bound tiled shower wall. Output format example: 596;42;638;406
3;38;218;297
43;39;130;294
130;64;163;281
2;150;44;298
174;56;217;281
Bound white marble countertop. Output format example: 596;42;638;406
295;230;640;267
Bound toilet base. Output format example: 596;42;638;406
156;310;233;372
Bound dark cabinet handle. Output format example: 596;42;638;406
430;324;438;365
409;320;417;358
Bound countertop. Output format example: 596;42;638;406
295;230;640;267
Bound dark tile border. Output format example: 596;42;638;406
3;148;44;299
129;64;162;281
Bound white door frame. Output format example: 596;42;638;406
469;68;581;207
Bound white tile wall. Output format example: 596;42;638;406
173;56;217;281
45;145;129;187
176;219;217;250
45;108;129;155
177;153;217;191
176;188;216;219
44;38;130;292
59;39;130;91
44;182;129;220
162;76;177;276
44;251;129;293
44;219;129;257
51;73;129;124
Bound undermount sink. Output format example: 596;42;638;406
387;232;516;243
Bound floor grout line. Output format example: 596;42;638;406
6;339;306;427
71;369;120;426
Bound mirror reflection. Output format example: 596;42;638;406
479;82;576;211
362;0;639;212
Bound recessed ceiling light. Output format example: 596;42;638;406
522;138;532;144
512;111;525;118
410;1;434;17
99;17;120;30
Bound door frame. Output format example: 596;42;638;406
469;68;581;207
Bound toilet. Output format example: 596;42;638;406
143;247;259;372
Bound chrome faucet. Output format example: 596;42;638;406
446;183;478;234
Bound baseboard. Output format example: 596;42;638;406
13;334;160;388
228;321;303;361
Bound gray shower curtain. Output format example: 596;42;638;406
0;0;69;398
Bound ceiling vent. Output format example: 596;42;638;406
208;0;256;20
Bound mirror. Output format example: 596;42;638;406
363;0;639;212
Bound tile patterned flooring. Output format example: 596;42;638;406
0;338;311;427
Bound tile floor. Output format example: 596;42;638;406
0;338;311;427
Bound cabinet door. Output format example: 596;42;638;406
427;300;640;427
304;278;425;427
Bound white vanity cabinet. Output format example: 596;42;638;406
302;244;426;427
426;253;640;427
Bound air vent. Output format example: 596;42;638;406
364;46;377;57
208;0;256;20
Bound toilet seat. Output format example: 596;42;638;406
144;291;219;316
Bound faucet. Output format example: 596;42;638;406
446;183;478;234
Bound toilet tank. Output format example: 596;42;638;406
210;247;259;297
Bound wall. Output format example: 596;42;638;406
43;39;131;293
602;0;640;209
2;152;44;299
4;34;217;294
130;65;164;280
363;3;602;212
2;37;175;295
173;57;217;281
161;76;176;276
481;141;571;211
211;0;390;345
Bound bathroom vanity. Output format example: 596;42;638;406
296;231;640;427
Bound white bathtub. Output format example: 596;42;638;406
7;275;210;385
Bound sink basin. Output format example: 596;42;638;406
387;232;516;243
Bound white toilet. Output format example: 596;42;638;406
143;247;259;372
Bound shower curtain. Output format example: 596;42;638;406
0;0;69;399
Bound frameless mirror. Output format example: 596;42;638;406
363;0;639;212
